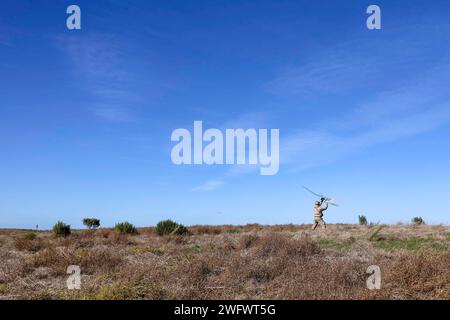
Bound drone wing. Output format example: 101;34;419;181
303;186;340;206
326;200;339;207
303;186;324;198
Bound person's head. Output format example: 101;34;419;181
315;201;321;206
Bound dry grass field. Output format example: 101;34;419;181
0;224;448;300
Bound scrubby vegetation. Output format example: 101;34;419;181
82;218;100;229
156;219;188;236
358;215;368;226
412;216;425;225
0;224;448;300
52;221;71;237
114;222;137;234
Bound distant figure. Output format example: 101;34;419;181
312;198;328;230
36;224;38;230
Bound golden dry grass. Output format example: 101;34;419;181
0;224;448;300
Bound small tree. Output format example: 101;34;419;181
83;218;101;229
358;215;368;226
114;221;137;234
412;217;425;225
156;219;188;236
53;221;71;237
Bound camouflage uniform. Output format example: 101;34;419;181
312;202;328;230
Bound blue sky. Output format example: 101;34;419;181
1;0;449;229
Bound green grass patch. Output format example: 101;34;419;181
374;236;449;251
318;238;354;251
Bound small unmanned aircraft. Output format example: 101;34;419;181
303;186;340;207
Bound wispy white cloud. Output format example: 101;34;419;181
93;105;134;122
281;63;450;170
192;179;225;192
265;18;450;171
55;33;138;122
266;40;378;96
194;32;450;185
265;22;446;98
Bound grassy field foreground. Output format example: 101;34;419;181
0;224;449;300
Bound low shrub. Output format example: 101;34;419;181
114;221;137;234
156;219;188;236
412;217;425;225
358;215;368;226
53;221;71;237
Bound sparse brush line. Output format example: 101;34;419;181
1;225;448;299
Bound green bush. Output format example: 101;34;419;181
358;215;368;226
412;217;425;225
82;218;101;229
114;221;137;234
53;221;71;237
156;219;188;236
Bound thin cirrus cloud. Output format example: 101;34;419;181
265;20;448;98
266;41;379;96
281;63;450;171
193;32;450;189
268;20;450;170
191;179;225;192
282;103;450;171
92;104;135;122
55;33;137;122
192;165;261;192
190;78;450;191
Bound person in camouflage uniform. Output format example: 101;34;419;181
312;198;328;230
